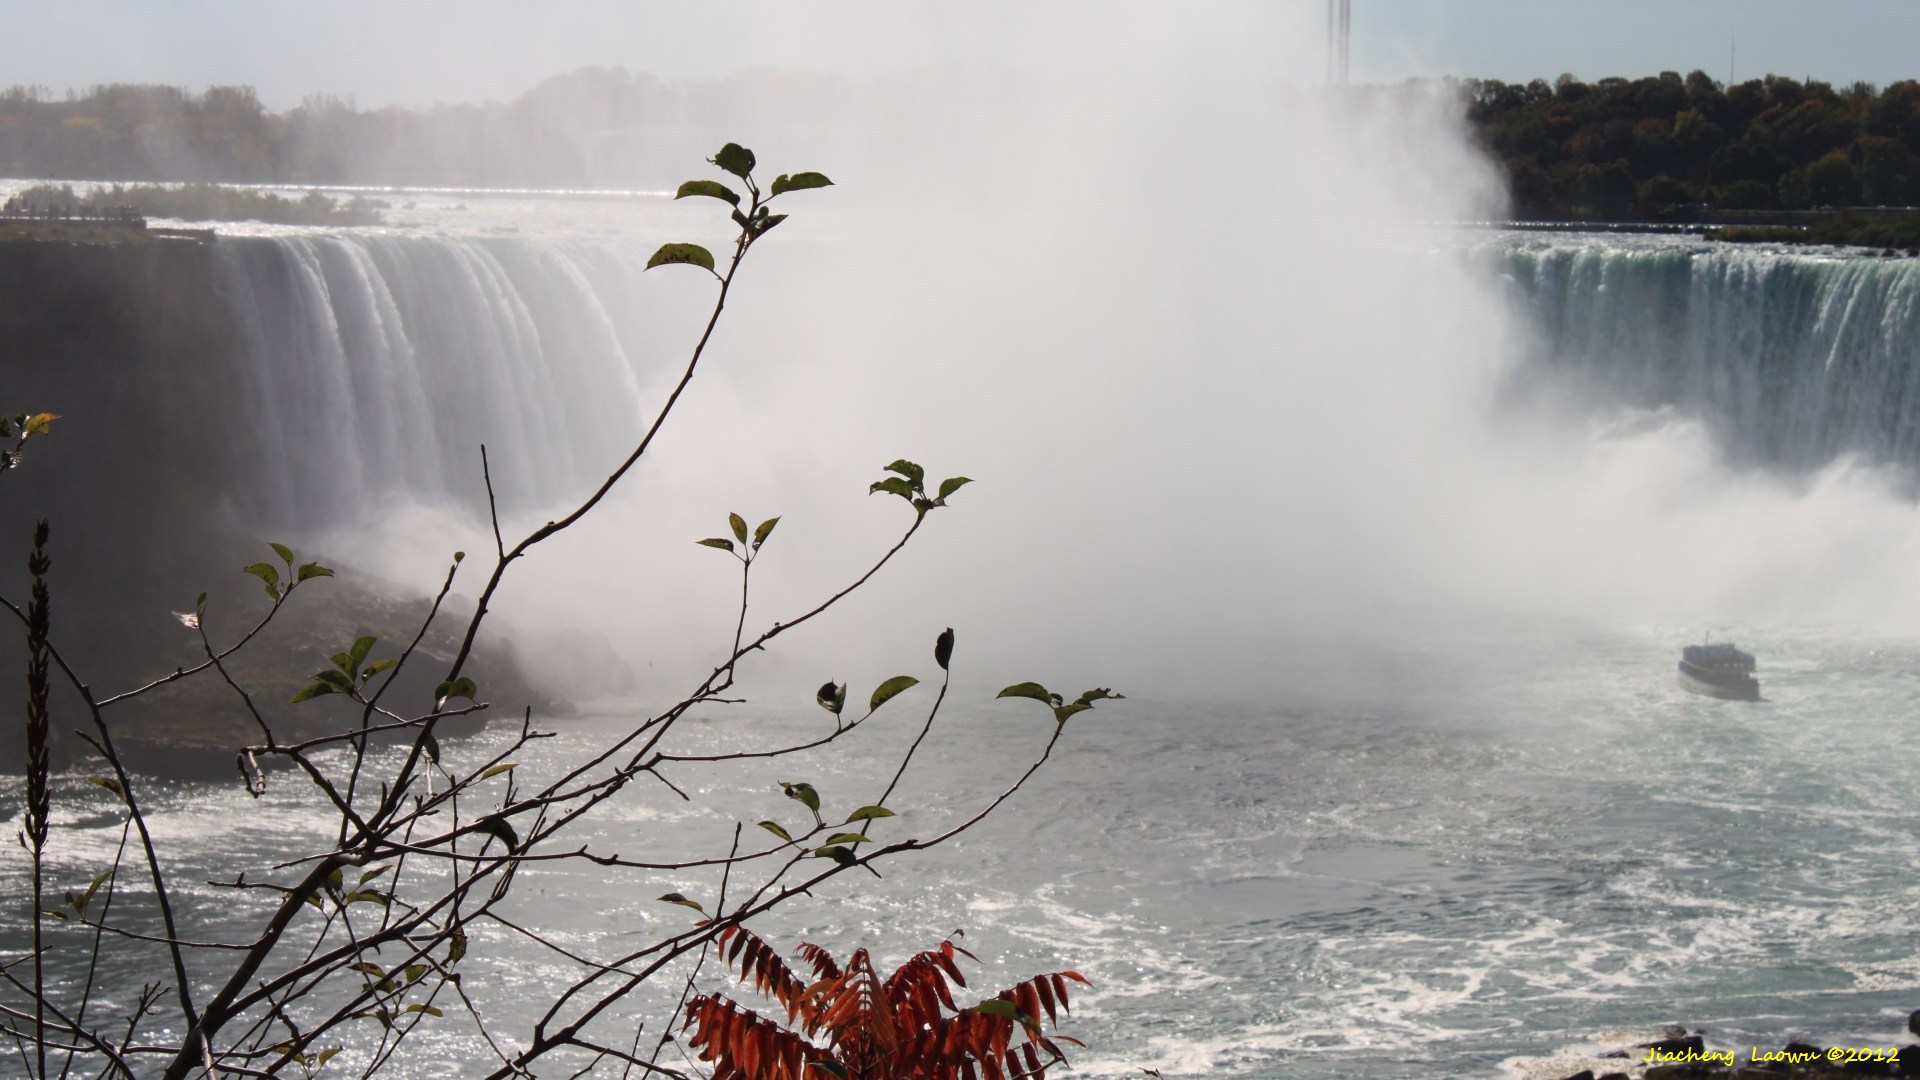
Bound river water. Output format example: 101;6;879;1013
12;617;1920;1079
4;184;1920;1077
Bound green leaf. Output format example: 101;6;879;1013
23;412;57;437
403;963;428;984
814;845;857;866
423;733;441;766
780;781;821;812
658;892;706;913
998;682;1055;705
770;171;834;196
314;669;355;692
753;516;779;549
816;681;847;715
434;677;478;710
478;816;518;848
646;243;717;272
358;865;389;886
82;868;114;904
364;657;400;679
937;476;973;501
1075;687;1124;705
869;675;919;711
674;179;741;206
972;999;1038;1029
242;562;281;599
843;805;895;824
1052;703;1091;724
349;635;376;675
447;924;467;965
869;477;913;500
697;537;736;552
756;212;788;234
296;562;333;582
317;1048;342;1067
822;832;871;846
935;627;954;671
268;542;295;567
350;962;386;977
405;1004;444;1017
729;512;749;545
290;682;336;704
885;459;926;491
479;763;517;780
759;820;794;842
86;776;123;798
344;890;390;906
330;651;353;673
710;142;756;178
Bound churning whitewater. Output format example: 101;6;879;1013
41;208;1903;1077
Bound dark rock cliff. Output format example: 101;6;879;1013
0;232;543;777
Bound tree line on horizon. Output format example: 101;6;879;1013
0;69;844;189
1463;70;1920;221
3;69;1917;226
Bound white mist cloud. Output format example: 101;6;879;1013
289;5;1920;708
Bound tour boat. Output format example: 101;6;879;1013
1677;641;1760;701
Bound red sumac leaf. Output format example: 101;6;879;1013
1034;975;1057;1024
1017;984;1043;1031
937;949;967;986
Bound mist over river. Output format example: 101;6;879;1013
7;175;1920;1075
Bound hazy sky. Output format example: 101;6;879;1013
0;0;1913;108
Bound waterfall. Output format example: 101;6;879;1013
1492;238;1920;474
210;233;656;530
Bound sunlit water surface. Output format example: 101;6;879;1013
1;186;1918;1077
8;619;1920;1079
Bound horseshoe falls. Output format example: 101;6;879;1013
1493;236;1920;477
209;232;657;531
9;188;1920;1078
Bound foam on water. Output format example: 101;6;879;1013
8;617;1920;1076
11;174;1920;1079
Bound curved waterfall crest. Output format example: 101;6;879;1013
1494;238;1920;474
211;232;655;528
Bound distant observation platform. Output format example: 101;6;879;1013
1;197;145;226
0;198;211;244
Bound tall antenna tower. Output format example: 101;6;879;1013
1327;0;1352;84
